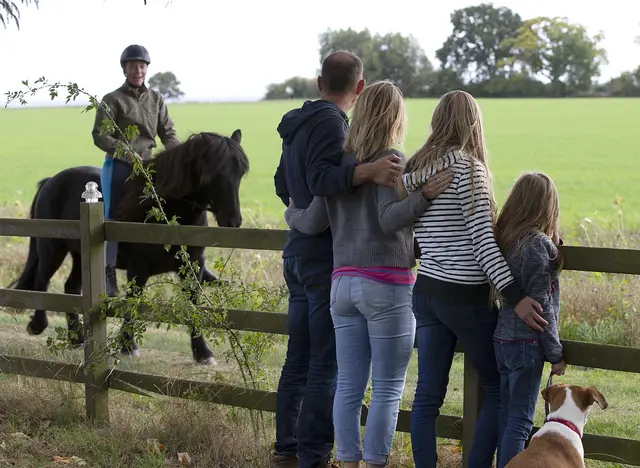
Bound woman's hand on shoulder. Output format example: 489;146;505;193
422;168;453;200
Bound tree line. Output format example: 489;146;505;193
265;3;640;100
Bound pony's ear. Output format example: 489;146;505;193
231;129;242;144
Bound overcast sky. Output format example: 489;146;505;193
1;0;638;106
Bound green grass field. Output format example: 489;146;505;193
2;98;640;230
1;98;640;466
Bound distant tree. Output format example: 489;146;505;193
436;3;523;83
426;69;465;97
1;0;38;30
264;77;318;100
502;16;607;96
148;71;185;101
318;28;433;96
605;67;640;97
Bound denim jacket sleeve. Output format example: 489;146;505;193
520;237;563;364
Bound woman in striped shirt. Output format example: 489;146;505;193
284;81;452;468
400;90;548;468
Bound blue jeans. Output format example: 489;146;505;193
494;341;545;468
330;275;415;465
274;256;337;468
100;156;132;267
410;287;501;468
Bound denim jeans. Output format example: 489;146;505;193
410;287;501;468
100;156;133;267
494;341;545;468
330;275;415;465
274;256;336;468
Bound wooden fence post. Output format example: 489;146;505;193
80;181;109;425
462;355;482;467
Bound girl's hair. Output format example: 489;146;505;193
495;171;562;268
343;80;407;163
403;90;495;215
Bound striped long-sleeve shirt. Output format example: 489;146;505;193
402;150;526;307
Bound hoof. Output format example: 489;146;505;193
121;349;141;358
198;356;217;367
26;322;45;336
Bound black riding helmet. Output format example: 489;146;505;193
120;44;150;68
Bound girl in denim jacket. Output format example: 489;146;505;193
493;172;566;468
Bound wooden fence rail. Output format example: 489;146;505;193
0;196;639;467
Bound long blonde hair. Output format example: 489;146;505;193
344;80;407;162
495;172;561;260
491;172;562;306
404;90;495;215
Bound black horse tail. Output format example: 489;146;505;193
9;178;50;290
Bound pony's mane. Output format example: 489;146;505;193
145;131;249;199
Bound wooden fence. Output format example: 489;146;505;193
0;193;639;467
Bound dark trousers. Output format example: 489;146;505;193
410;286;501;468
100;157;132;267
274;256;337;468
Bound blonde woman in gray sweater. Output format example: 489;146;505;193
284;81;452;468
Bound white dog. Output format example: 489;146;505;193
505;384;608;468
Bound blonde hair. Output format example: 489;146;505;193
495;172;561;261
344;80;407;162
403;90;494;215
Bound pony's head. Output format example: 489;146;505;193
149;129;249;227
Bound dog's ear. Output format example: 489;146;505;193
587;387;608;410
541;384;566;406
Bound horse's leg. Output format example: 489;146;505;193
119;271;149;358
181;254;217;366
201;265;219;284
63;251;84;348
201;263;232;287
26;239;67;336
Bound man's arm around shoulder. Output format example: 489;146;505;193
305;115;352;197
306;116;404;196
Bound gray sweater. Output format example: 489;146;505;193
493;232;563;364
284;149;432;269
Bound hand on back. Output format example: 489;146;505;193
514;297;548;332
422;168;453;200
369;155;404;188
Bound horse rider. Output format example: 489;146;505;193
92;44;181;297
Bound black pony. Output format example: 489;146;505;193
10;130;249;366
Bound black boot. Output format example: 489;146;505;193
105;266;119;297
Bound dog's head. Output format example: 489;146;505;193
542;384;608;425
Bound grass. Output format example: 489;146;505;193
1;98;640;227
0;97;639;466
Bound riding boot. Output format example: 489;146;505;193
105;265;118;297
